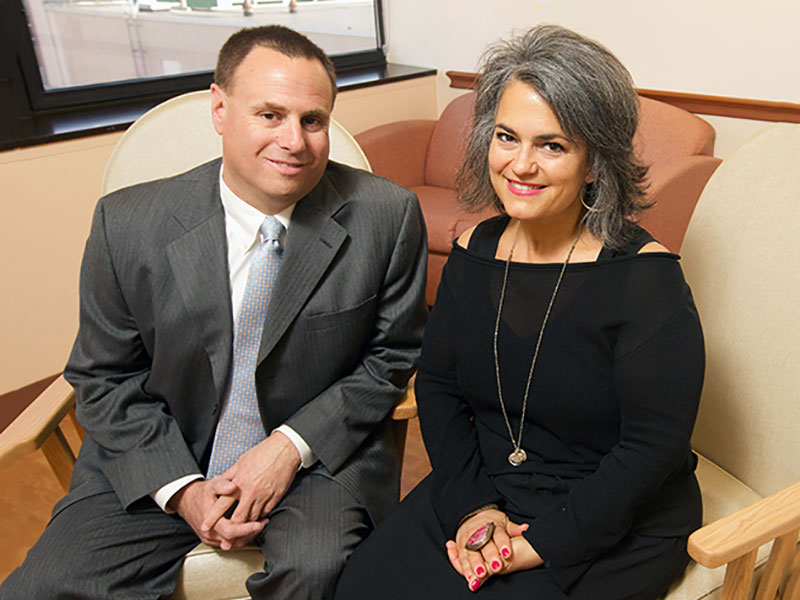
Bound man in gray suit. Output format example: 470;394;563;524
1;25;427;599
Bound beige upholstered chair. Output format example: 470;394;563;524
102;89;371;195
0;90;416;600
660;123;800;599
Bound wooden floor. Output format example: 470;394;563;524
0;416;431;583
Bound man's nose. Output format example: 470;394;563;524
277;120;306;153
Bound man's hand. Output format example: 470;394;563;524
200;431;301;539
170;478;266;550
444;508;540;592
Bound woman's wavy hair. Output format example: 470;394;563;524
457;25;650;248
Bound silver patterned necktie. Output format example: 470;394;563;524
207;215;284;477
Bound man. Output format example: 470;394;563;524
1;25;427;599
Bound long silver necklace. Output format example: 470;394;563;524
493;221;582;467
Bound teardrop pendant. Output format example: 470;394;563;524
508;448;527;467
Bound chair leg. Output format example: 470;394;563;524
754;529;798;600
783;544;800;600
41;426;76;492
721;549;757;600
69;406;85;441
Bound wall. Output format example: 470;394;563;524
384;0;799;156
0;76;437;395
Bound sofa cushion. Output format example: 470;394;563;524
413;184;497;254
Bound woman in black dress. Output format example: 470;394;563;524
335;25;703;599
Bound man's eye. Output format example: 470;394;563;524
262;112;277;120
302;116;324;130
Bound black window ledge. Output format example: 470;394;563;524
0;63;435;153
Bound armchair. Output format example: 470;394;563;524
660;122;800;599
0;90;417;600
356;92;722;305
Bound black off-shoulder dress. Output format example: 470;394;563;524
336;216;704;599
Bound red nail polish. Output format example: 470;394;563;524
470;578;481;591
502;547;510;558
492;560;501;570
475;566;485;577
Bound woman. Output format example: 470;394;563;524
335;24;703;599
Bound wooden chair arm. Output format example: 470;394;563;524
688;480;800;600
391;384;417;421
0;374;76;471
688;480;800;568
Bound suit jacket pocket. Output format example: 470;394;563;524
305;295;377;332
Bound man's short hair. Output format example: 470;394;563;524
215;25;337;104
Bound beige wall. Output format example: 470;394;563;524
384;0;799;157
0;76;437;395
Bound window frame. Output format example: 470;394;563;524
4;0;387;113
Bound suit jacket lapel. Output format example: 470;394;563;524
166;160;233;400
257;171;347;364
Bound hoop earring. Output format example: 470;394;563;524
581;183;599;212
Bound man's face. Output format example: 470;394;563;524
211;46;334;214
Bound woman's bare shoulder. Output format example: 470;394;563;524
638;241;670;254
456;225;478;249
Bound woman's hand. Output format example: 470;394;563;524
445;508;542;591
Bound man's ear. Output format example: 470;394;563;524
210;83;226;135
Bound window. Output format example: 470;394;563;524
3;0;385;114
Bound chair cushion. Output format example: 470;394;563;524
662;454;770;599
169;544;264;600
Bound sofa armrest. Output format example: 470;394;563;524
688;480;800;599
639;155;722;253
355;120;436;189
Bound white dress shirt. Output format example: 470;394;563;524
151;169;317;512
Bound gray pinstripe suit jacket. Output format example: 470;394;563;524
64;158;428;524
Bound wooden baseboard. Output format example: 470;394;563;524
445;71;800;124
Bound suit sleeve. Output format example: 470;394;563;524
64;199;200;508
284;190;429;474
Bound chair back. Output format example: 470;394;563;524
681;123;800;497
102;90;370;195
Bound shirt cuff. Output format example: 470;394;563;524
151;474;204;513
275;425;317;469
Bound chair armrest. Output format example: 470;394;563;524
355;120;436;189
639;155;722;253
0;374;75;471
391;386;417;421
688;480;800;569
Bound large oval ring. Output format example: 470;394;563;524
464;522;495;551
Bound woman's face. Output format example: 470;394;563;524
488;80;593;227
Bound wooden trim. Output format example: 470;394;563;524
445;71;800;123
636;89;800;123
446;70;480;90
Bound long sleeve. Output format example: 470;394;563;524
65;197;203;507
416;260;503;538
527;285;704;590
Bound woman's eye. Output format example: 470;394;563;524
496;131;515;143
543;142;565;153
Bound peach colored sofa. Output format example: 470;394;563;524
356;92;722;305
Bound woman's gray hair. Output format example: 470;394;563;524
457;24;650;248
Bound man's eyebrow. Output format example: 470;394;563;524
253;101;286;113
